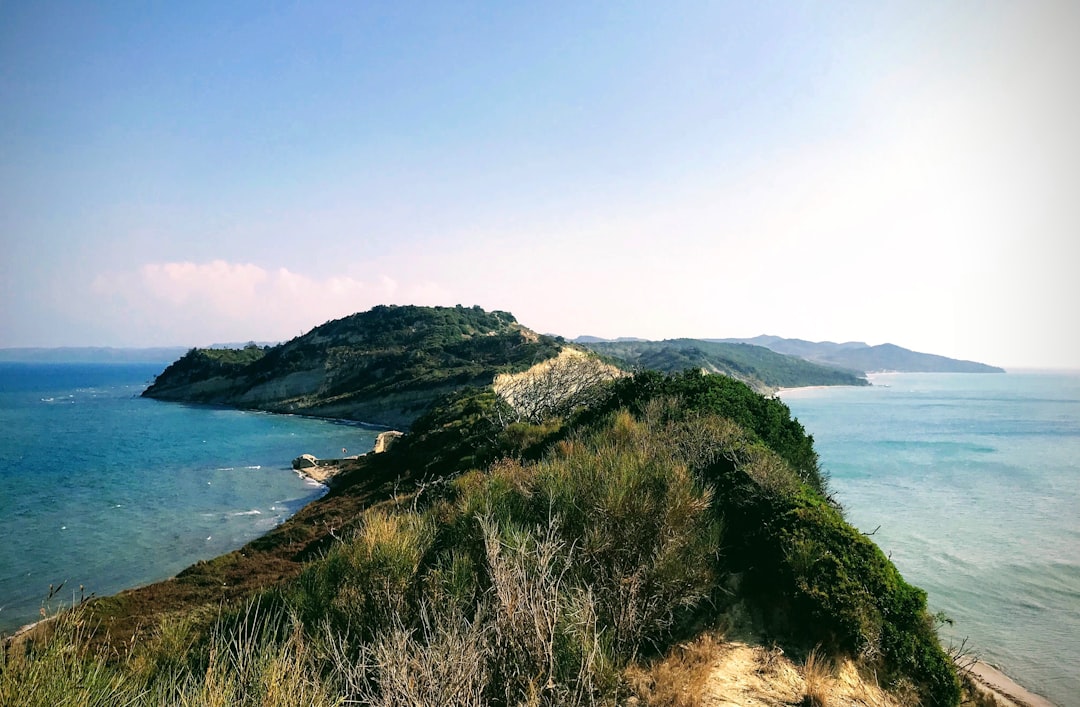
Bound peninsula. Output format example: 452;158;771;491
6;305;1021;706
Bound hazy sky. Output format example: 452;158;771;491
2;2;1078;368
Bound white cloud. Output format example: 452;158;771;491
91;260;451;344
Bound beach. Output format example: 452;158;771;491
966;661;1058;707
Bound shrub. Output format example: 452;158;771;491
580;370;824;495
713;486;961;706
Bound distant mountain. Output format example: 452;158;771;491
709;336;1005;373
206;341;281;350
579;339;867;392
0;346;189;364
572;335;649;343
143;305;564;428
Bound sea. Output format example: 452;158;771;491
780;372;1080;707
0;362;379;636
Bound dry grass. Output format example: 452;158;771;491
627;635;906;707
625;633;723;707
802;648;832;706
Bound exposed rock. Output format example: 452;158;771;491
292;454;318;470
373;430;403;454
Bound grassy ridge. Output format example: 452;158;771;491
5;370;960;705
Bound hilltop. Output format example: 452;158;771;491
142;305;562;428
9;367;966;706
6;308;999;706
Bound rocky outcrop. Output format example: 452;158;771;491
290;454;346;484
373;430;403;454
291;431;404;485
291;454;319;471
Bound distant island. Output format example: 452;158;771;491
0;346;189;364
577;338;869;392
574;334;1004;374
707;335;1005;373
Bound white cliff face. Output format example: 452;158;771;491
373;430;403;454
237;370;325;405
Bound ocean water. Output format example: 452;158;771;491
780;372;1080;706
0;362;379;635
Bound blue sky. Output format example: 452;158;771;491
2;1;1078;367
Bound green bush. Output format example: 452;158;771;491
709;480;961;706
580;370;824;495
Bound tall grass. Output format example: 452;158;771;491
0;407;719;705
0;608;138;707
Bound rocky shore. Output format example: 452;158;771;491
291;430;403;486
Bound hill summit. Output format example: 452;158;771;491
143;305;562;427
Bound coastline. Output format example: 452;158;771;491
773;383;867;398
777;373;1071;706
2;442;387;645
965;661;1057;707
4;379;1062;706
290;430;404;487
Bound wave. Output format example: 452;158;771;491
230;510;262;516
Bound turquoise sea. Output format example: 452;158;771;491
0;362;378;635
781;372;1080;707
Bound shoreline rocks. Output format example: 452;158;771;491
291;430;403;485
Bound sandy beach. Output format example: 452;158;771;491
965;661;1058;707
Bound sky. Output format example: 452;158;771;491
2;1;1078;368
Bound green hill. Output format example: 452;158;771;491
142;309;872;429
581;338;868;391
142;305;563;428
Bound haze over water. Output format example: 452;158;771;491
782;372;1080;706
0;362;378;634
